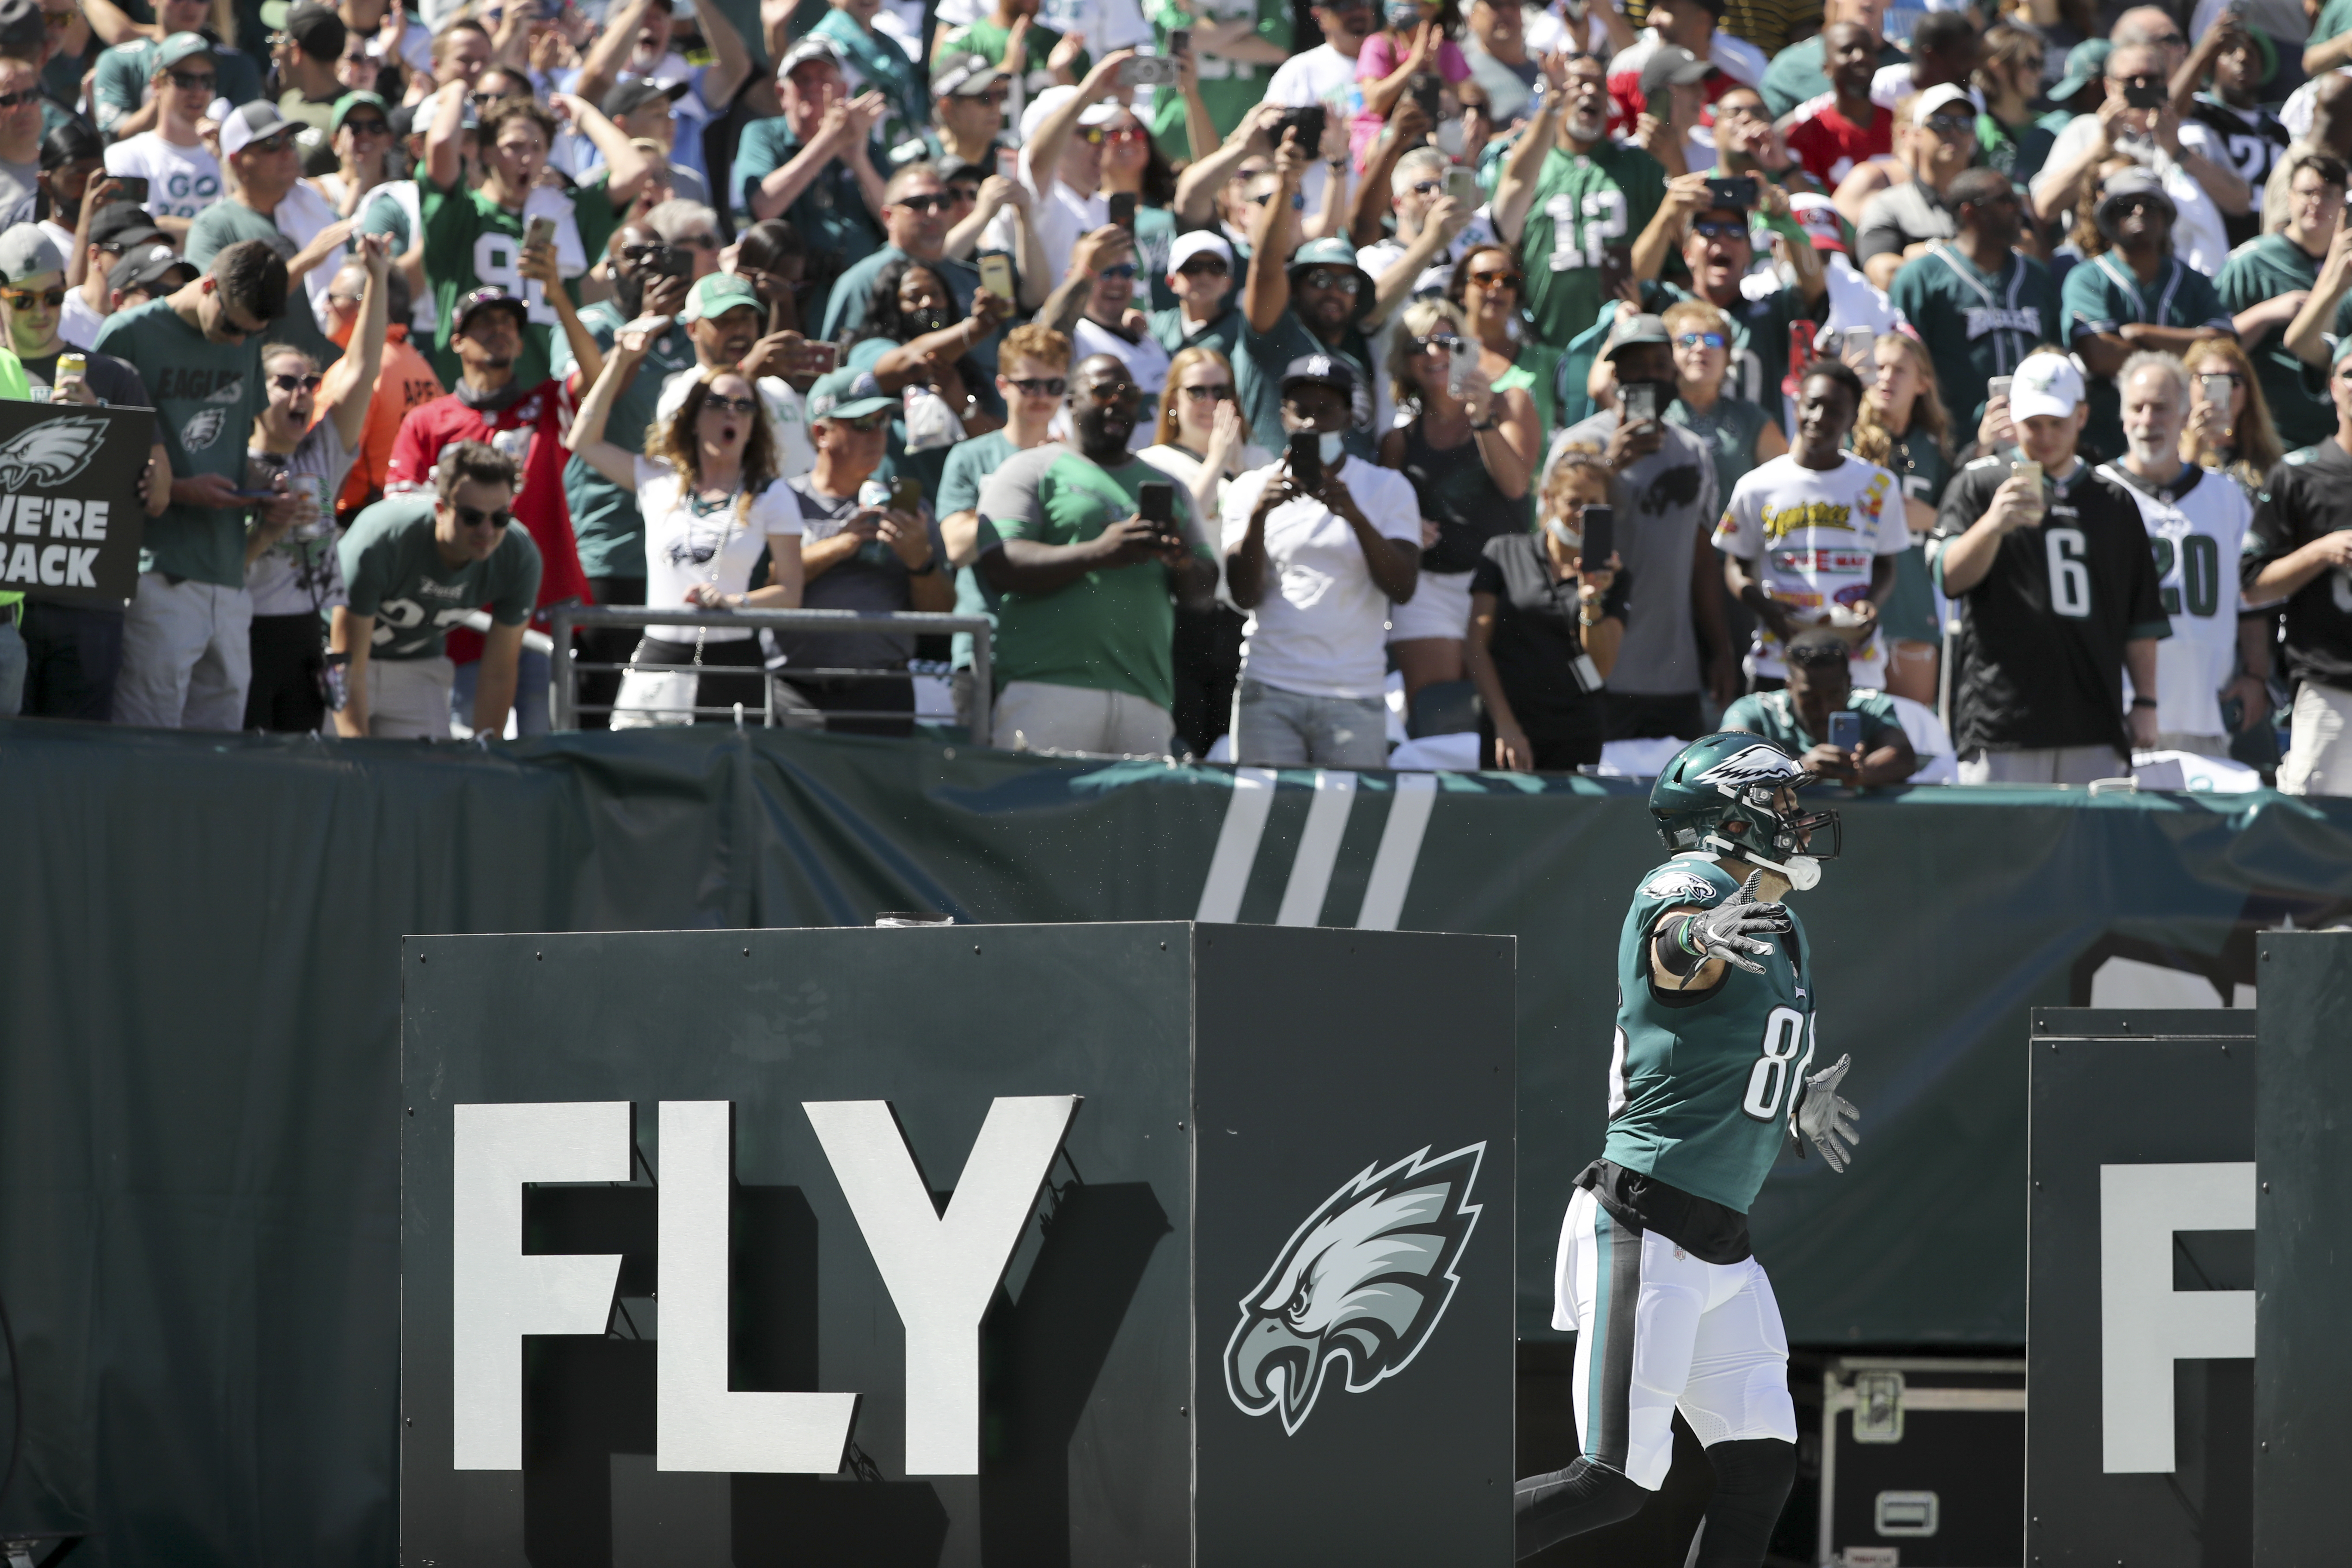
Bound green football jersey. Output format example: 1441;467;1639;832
417;173;619;391
1605;852;1814;1213
1519;141;1666;349
2216;233;2333;450
1886;240;2059;435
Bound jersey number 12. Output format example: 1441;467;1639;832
1741;1005;1812;1122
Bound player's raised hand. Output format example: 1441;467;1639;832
1680;870;1794;974
1795;1053;1860;1171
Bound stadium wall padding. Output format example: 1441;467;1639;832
1;717;2345;1565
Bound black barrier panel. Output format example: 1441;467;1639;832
399;922;1514;1567
2026;1008;2255;1568
2253;934;2352;1565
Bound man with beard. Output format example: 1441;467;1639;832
549;224;693;726
1852;84;1977;292
1888;168;2059;439
2061;171;2232;458
1628;171;1826;410
383;273;600;734
974;354;1217;754
1550;314;1737;730
1782;22;1887;190
1493;50;1667;368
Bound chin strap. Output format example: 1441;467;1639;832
1702;835;1822;892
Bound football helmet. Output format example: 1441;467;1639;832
1648;732;1841;890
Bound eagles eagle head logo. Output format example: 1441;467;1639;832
1223;1143;1483;1435
0;413;108;490
1693;744;1803;796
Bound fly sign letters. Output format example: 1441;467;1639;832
451;1094;1079;1476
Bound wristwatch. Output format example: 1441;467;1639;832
2129;695;2157;709
909;555;939;576
1468;417;1496;432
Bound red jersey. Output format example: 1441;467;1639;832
384;380;593;662
1782;93;1892;189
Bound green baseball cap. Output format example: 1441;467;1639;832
157;31;216;69
806;368;895;423
680;271;760;322
2047;39;2110;104
330;91;387;135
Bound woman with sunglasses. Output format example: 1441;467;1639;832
1379;296;1538;705
319;90;396;221
1847;330;1950;706
240;234;393;732
1446;241;1562;439
2180;337;2285;503
567;315;807;726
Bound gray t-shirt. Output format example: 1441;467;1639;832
1855;180;1956;269
1548;410;1717;698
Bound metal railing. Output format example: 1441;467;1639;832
545;606;994;738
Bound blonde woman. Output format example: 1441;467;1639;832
569;319;805;725
1463;446;1623;771
1378;297;1541;704
2180;337;2285;503
1850;330;1952;706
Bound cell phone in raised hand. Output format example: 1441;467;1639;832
1120;54;1179;86
1704;175;1757;211
1620;380;1660;425
1444;166;1482;208
1108;192;1136;230
1138;479;1175;533
1286;429;1322;490
1578;503;1614;570
524;214;557;250
1828;709;1864;754
977;251;1016;301
111;175;149;203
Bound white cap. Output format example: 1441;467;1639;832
1167;229;1233;276
2008;351;2084;421
1018;86;1124;144
1911;82;1975;125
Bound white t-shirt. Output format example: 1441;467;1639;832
1266;43;1364;216
1220;453;1421;698
1711;452;1910;685
104;132;223;225
2030;115;2231;277
270;179;352;327
2102;461;2254;740
655;366;818;483
59;289;100;350
632;456;805;640
987;150;1107;295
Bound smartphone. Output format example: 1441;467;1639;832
995;146;1018;183
643;242;689;279
2198;372;2234;404
1277;104;1326;153
1828;710;1864;754
1286;429;1322;490
1578;503;1614;570
1836;326;1874;360
1169;27;1190;55
888;476;924;515
1597;244;1632;304
976;251;1016;301
1704;175;1757;211
1444;166;1482;208
2122;75;2166;110
1446;339;1475;399
1138;479;1174;531
2011;456;2044;517
802;339;842;373
1120;54;1179;86
1409;71;1443;120
524;214;557;250
1108;191;1136;231
1620;379;1660;424
110;175;149;203
1987;375;2013;405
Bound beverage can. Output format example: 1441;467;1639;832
55;352;84;380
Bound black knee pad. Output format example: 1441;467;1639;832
1693;1437;1798;1566
1513;1456;1651;1560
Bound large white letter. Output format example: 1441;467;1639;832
657;1101;860;1472
452;1101;632;1469
805;1096;1079;1474
2100;1161;2257;1473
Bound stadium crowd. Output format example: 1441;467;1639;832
3;0;2352;789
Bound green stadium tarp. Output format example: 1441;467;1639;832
2;717;2347;1564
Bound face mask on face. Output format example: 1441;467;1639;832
1544;516;1581;550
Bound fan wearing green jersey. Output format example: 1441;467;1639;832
1515;732;1861;1567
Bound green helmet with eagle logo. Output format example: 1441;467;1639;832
1648;732;1841;890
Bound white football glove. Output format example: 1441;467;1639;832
1677;870;1794;975
1795;1053;1861;1172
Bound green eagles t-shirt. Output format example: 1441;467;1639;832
937;429;1020;673
973;442;1211;708
1721;685;1903;754
2061;251;2231;456
1886;240;2060;434
417;172;620;391
1143;0;1291;152
337;493;543;660
91;36;265;136
1606;852;1816;1214
1518;140;1667;350
1148;303;1247;366
1235;311;1379;466
2217;232;2334;450
550;301;699;582
92;295;265;589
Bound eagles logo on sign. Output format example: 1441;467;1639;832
179;407;227;453
1643;869;1720;904
0;413;109;490
1223;1144;1483;1435
1692;743;1803;796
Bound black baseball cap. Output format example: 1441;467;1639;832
453;285;529;333
0;0;41;56
89;203;168;250
109;242;194;295
601;77;689;119
1280;352;1356;397
284;0;347;58
40;119;101;171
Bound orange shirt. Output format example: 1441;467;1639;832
315;323;446;520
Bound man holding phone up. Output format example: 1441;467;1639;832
976;353;1217;754
1722;628;1920;786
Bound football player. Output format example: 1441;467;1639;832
1514;732;1861;1565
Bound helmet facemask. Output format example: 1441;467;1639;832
1701;780;1840;891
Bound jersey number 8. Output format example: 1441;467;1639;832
1740;1005;1811;1123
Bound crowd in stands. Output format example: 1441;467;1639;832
3;0;2352;792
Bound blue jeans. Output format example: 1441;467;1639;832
1232;677;1390;768
0;612;24;716
449;646;551;738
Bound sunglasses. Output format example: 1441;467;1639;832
1178;257;1229;276
1098;263;1139;279
250;133;299;155
834;411;891;432
894;192;953;213
1008;376;1067;396
1467;267;1521;290
1075;126;1110;145
1923;114;1975;138
453;503;513;530
703;393;760;416
1675;331;1727;349
270;371;324;391
167;72;216;92
342;117;390;135
1410;180;1443;196
1106;126;1146;142
1693;220;1748;240
0;88;37;109
1414;333;1464;353
1302;267;1360;294
1;287;63;310
1180;383;1234;401
1246;191;1307;211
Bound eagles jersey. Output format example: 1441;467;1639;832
1887;240;2059;432
1605;852;1815;1215
1519;141;1667;348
